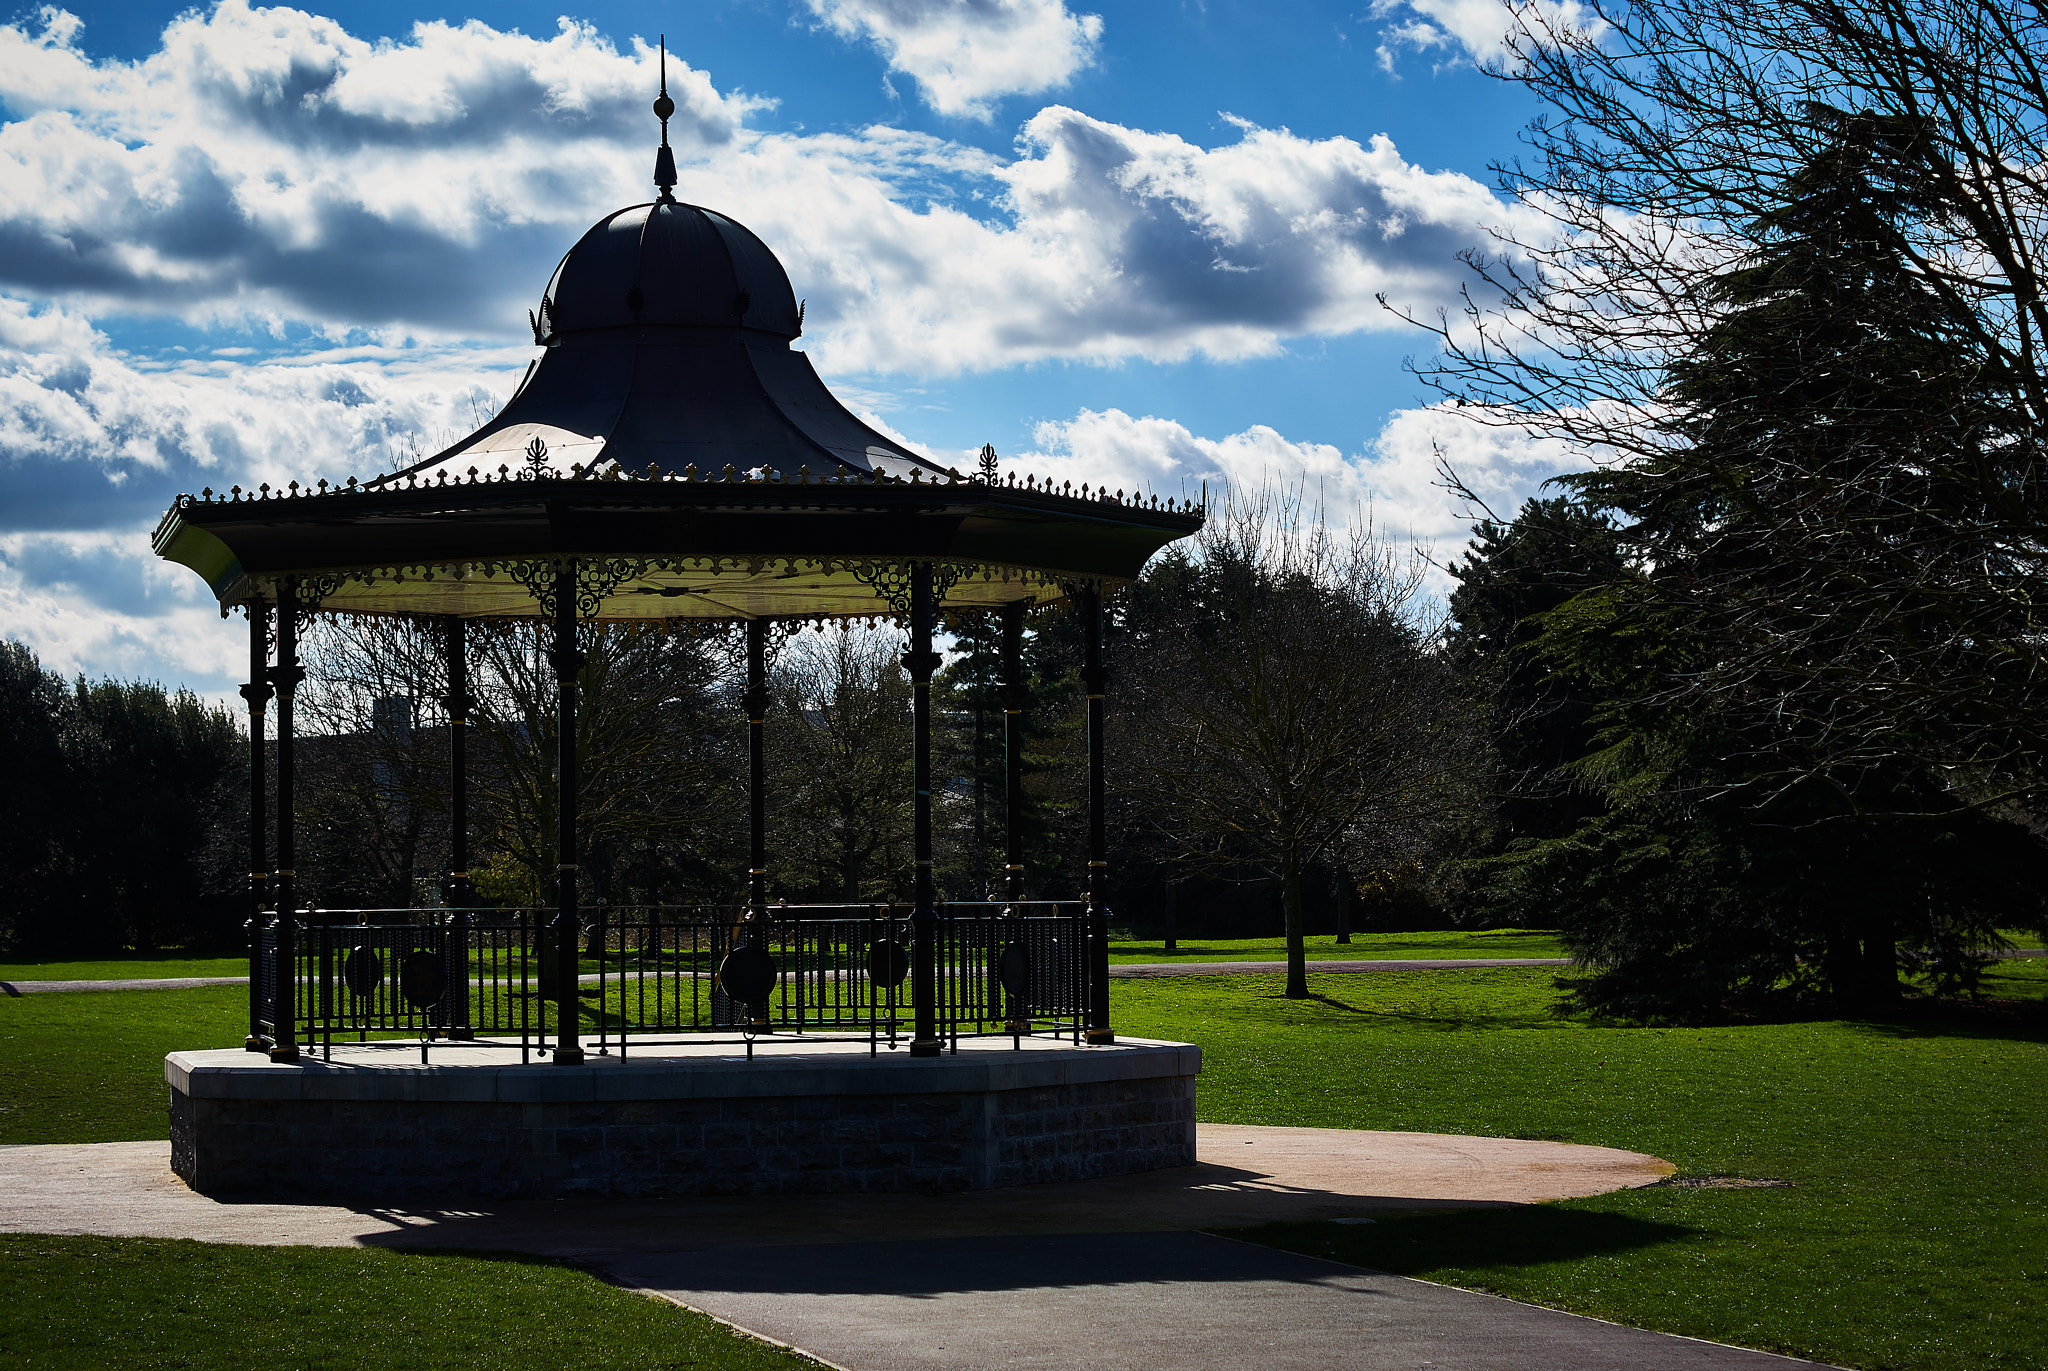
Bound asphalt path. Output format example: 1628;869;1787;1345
617;1231;1839;1371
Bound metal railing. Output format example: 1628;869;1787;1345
265;901;1093;1062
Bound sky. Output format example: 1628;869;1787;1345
0;0;1590;699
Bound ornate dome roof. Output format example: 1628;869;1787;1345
535;200;804;342
377;60;943;484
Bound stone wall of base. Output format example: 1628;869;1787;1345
168;1049;1197;1200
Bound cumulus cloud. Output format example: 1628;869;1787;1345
1012;402;1587;564
0;528;243;692
0;6;1522;373
803;0;1102;119
1370;0;1603;72
0;288;527;687
0;295;522;528
0;5;1561;684
0;2;759;331
752;107;1532;374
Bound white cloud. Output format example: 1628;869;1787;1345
1013;402;1587;559
803;0;1103;119
0;295;522;519
0;290;525;688
749;106;1532;374
0;528;242;694
1370;0;1603;72
0;2;760;332
0;5;1573;686
0;7;1524;374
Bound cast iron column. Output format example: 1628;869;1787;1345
743;616;771;1027
269;579;304;1063
442;616;474;1038
745;618;770;923
1080;582;1114;1044
549;564;586;1065
240;602;272;1052
443;616;473;907
1000;601;1026;905
907;564;941;1056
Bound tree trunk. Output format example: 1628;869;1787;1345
1283;860;1309;999
1335;866;1353;945
1853;910;1900;1012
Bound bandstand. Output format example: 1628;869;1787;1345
152;64;1204;1199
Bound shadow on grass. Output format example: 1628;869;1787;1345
1838;1000;2048;1043
1223;1204;1695;1277
1254;988;1559;1032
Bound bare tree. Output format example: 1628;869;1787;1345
466;621;733;906
1385;0;2048;814
296;617;449;909
1117;489;1475;997
767;622;915;902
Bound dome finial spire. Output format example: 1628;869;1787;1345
652;34;678;203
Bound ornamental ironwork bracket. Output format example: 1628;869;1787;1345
507;558;636;620
279;572;346;637
853;560;963;616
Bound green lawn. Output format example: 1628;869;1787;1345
1108;927;1568;963
0;987;247;1144
0;1234;819;1370
5;961;2045;1369
1116;959;2048;1371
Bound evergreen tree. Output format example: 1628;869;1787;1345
1492;112;2048;1014
1445;497;1623;847
0;642;242;955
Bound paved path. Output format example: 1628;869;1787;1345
0;1124;1837;1368
2;962;1564;994
14;948;2037;994
618;1232;1833;1371
0;976;248;995
10;948;2040;994
0;1125;1672;1252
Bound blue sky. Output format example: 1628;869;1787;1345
0;0;1586;697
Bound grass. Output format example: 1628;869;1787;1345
7;955;2045;1368
1115;958;2048;1371
1108;927;1568;963
0;953;248;981
0;1234;818;1370
0;988;247;1145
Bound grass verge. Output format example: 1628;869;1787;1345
1115;959;2048;1371
1108;927;1568;963
0;1235;818;1370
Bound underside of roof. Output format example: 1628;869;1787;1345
154;468;1204;621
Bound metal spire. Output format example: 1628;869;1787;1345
653;35;677;202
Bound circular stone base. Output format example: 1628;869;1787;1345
166;1035;1199;1200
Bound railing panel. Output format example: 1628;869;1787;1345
253;919;278;1043
288;901;1092;1053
